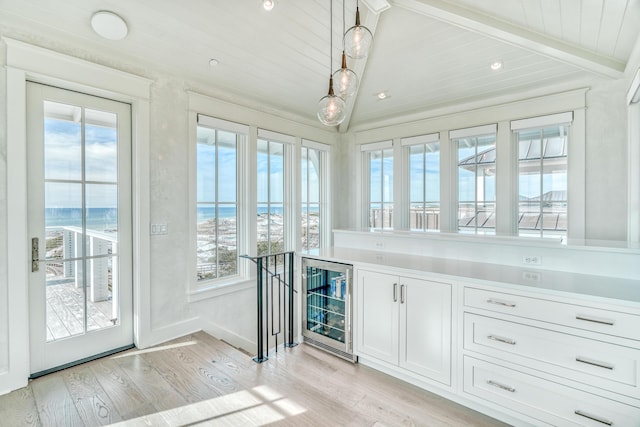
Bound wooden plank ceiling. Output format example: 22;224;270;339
0;0;638;131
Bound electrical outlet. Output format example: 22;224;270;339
522;255;541;265
522;271;541;281
374;241;384;249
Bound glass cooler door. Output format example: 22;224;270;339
306;267;346;343
302;258;352;357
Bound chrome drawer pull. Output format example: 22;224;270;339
486;298;516;308
487;335;516;345
393;283;398;302
574;410;613;426
575;314;615;326
487;380;516;393
576;356;614;370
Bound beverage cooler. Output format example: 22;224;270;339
301;257;356;362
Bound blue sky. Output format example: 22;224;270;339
196;127;237;203
44;118;118;209
47;120;565;212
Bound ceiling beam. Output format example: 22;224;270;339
391;0;625;79
361;0;391;14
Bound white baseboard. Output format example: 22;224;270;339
200;318;256;355
138;317;202;349
0;371;28;397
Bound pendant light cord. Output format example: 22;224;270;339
342;0;346;49
330;0;333;76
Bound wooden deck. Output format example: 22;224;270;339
45;281;114;341
0;331;507;426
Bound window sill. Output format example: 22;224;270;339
188;276;254;303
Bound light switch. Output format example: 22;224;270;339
151;223;168;235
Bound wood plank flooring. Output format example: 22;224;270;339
0;332;508;426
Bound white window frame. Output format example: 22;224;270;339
354;89;586;240
361;140;394;229
193;115;248;284
301;139;331;251
189;114;250;294
257;129;296;256
401;133;441;231
451;124;498;235
511;112;573;239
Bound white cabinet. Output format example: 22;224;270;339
462;286;640;425
356;269;451;385
464;356;640;426
356;270;399;364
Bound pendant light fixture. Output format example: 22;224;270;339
318;0;346;126
332;0;358;99
344;0;373;59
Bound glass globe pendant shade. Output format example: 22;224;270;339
332;51;359;98
344;6;373;59
317;76;347;126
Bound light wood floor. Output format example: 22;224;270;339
0;332;507;426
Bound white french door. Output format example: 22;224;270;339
27;82;133;376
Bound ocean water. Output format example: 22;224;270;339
197;206;318;222
46;206;319;230
46;208;118;230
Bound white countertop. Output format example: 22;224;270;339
301;247;640;307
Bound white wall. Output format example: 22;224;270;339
0;43;8;376
585;78;630;241
148;78;198;331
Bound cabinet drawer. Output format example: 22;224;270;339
464;287;640;341
464;313;640;398
464;356;640;426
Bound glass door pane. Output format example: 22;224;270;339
305;266;346;344
43;101;120;342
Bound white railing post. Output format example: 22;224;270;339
89;236;110;302
111;242;119;322
74;231;83;289
63;229;75;277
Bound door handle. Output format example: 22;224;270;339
393;283;398;302
400;284;405;304
31;237;39;272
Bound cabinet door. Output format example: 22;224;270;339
400;277;451;385
356;270;399;364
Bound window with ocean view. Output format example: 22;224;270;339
301;143;326;251
196;124;238;281
257;137;286;256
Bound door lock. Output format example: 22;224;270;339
31;237;39;272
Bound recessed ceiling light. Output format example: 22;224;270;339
377;91;388;100
91;11;128;40
263;0;275;11
209;58;219;67
490;60;503;71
